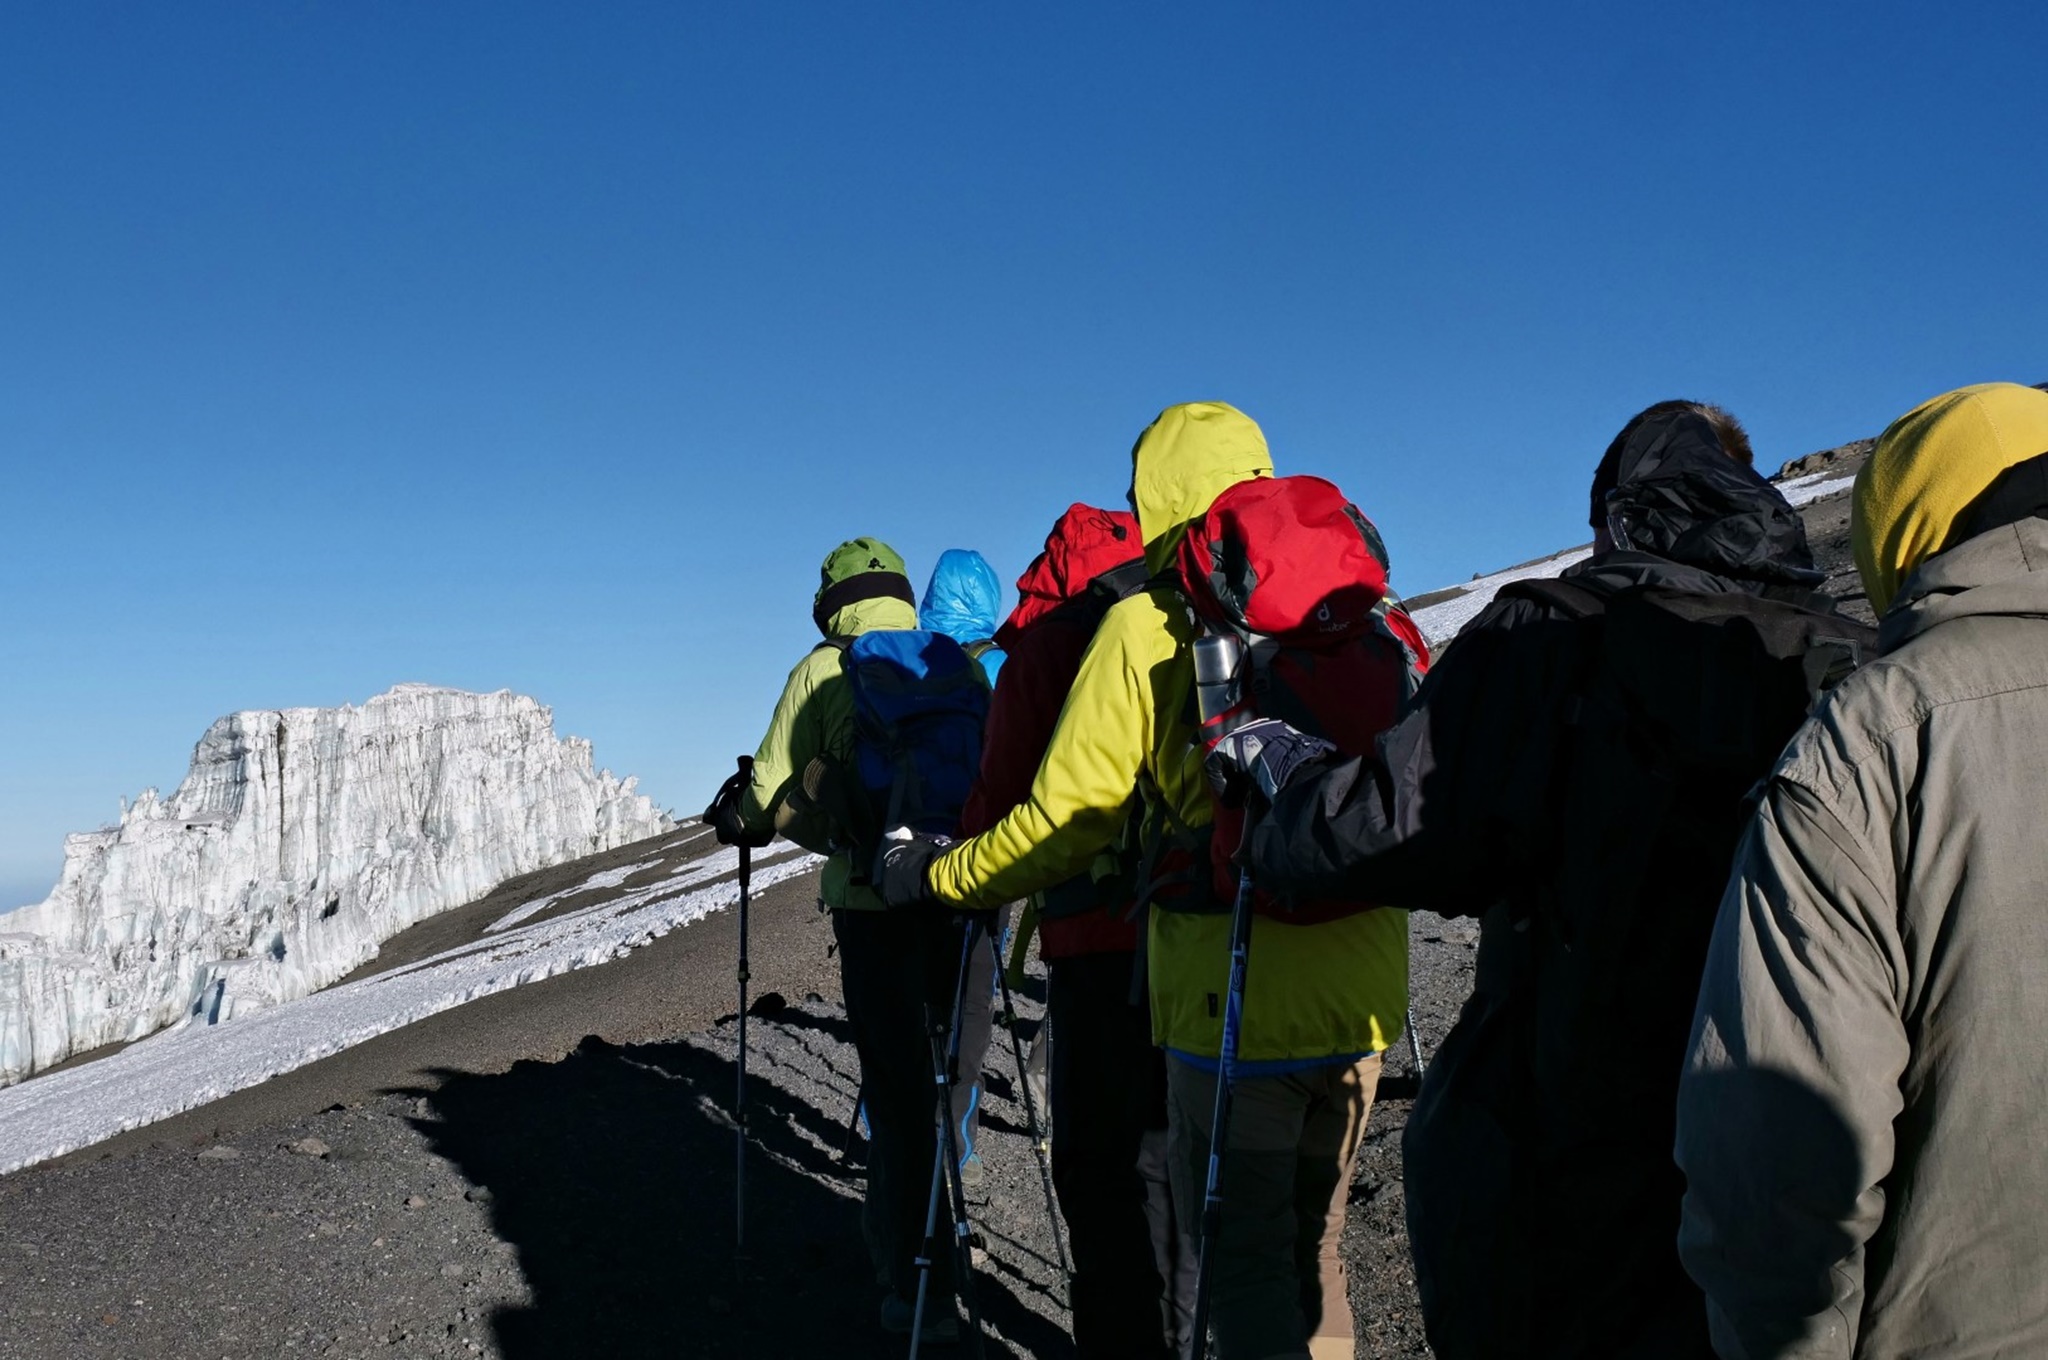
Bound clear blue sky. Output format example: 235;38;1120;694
3;2;2043;908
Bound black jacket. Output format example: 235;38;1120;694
1247;409;1840;1360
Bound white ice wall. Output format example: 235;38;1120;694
0;685;671;1085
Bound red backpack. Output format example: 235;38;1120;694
1143;474;1430;924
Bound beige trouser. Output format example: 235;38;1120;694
1167;1052;1381;1360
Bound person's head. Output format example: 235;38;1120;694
1853;383;2048;614
1127;402;1274;571
919;548;1003;645
1590;400;1753;550
812;537;914;638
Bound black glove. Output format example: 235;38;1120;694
1204;717;1335;807
703;760;773;848
875;832;950;908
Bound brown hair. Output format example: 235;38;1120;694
1588;399;1753;529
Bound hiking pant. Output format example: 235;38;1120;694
1167;1052;1382;1360
949;904;1006;1172
833;908;988;1303
1048;951;1194;1360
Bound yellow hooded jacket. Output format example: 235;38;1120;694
927;402;1409;1063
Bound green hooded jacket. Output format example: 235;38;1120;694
737;537;918;912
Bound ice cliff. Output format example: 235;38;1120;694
0;685;672;1086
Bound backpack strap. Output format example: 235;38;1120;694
1094;558;1157;603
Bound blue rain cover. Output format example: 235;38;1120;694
920;549;1008;688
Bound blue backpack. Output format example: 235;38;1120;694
825;629;991;878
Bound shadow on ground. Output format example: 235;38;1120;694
401;1027;1071;1359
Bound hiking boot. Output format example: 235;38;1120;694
879;1292;960;1343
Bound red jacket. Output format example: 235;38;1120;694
959;504;1144;958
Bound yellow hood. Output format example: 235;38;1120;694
1131;402;1275;572
1854;383;2048;614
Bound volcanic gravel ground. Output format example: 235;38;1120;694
0;896;1470;1360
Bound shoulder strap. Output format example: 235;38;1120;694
1043;559;1162;634
1093;558;1156;604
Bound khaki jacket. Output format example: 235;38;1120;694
1676;519;2048;1358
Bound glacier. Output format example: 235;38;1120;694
0;684;672;1087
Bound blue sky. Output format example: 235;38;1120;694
3;2;2044;907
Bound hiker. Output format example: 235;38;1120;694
1207;400;1871;1358
919;547;1009;1188
955;504;1196;1360
703;536;974;1344
880;402;1421;1360
1675;382;2048;1359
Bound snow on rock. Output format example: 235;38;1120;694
1777;470;1858;507
0;685;672;1086
0;841;821;1173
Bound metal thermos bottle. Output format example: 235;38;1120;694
1192;633;1244;725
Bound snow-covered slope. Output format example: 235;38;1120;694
0;685;671;1086
0;835;821;1173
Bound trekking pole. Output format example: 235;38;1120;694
731;755;754;1256
1189;633;1250;1359
705;755;758;1257
838;1087;866;1166
1190;866;1254;1359
989;927;1071;1283
1405;1005;1426;1076
911;914;990;1359
908;1123;949;1357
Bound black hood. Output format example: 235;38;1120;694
1596;408;1822;588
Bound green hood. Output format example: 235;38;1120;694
813;537;916;637
1130;402;1275;573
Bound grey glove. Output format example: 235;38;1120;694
1204;717;1335;807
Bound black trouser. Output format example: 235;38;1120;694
833;908;995;1303
1048;951;1192;1360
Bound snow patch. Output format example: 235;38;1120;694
1409;547;1596;646
1778;472;1857;507
0;842;823;1174
483;839;805;934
